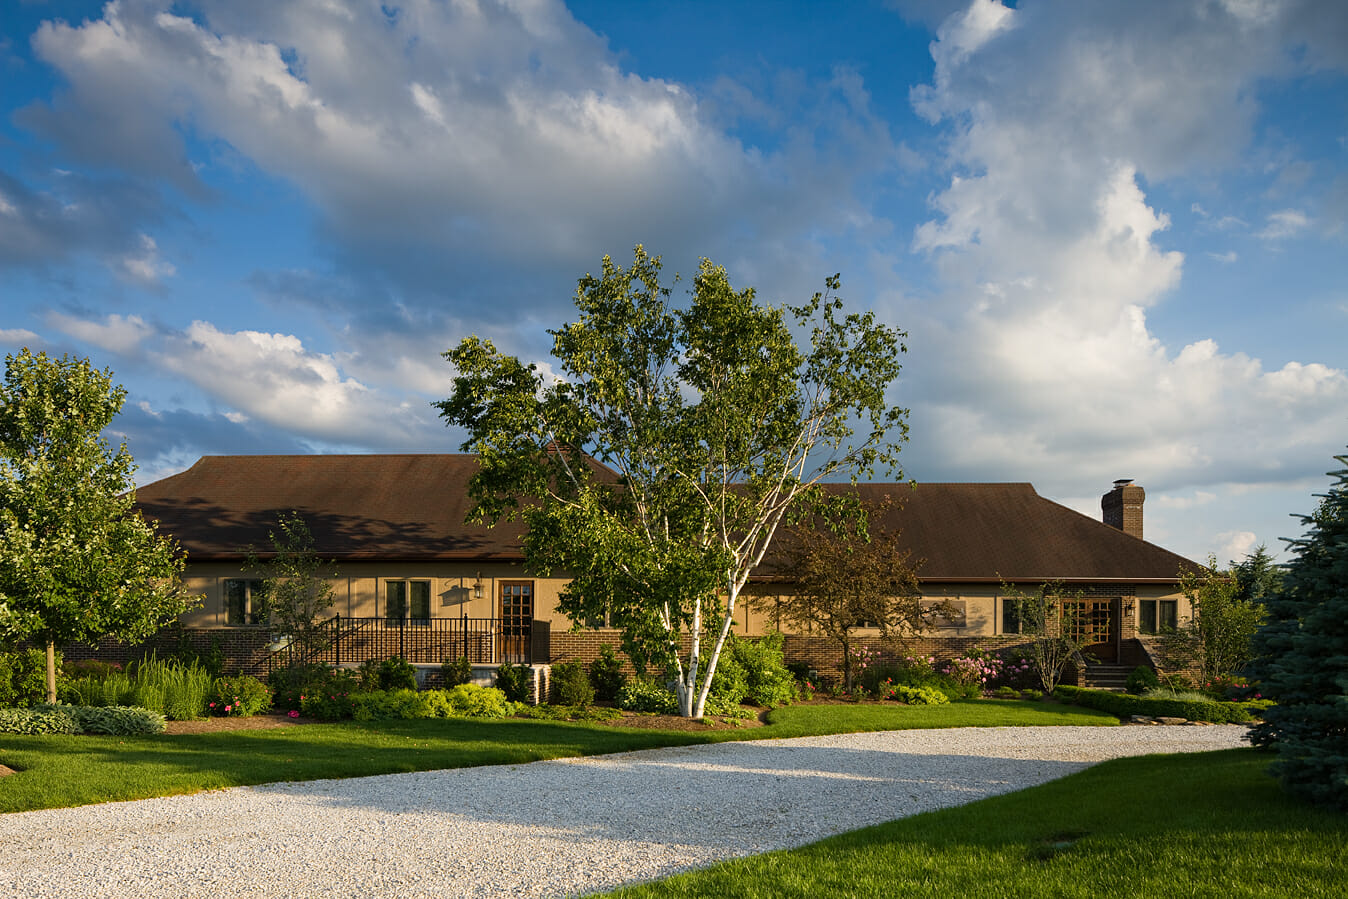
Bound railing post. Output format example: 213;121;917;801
334;613;341;667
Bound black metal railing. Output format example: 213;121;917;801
266;614;532;673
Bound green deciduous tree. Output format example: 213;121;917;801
999;581;1093;693
0;349;194;703
438;247;908;717
1168;556;1265;685
245;512;338;663
1247;452;1348;811
770;501;927;690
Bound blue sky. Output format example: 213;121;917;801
1;0;1345;565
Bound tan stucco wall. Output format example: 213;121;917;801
180;561;571;629
179;562;1191;644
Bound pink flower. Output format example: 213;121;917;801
288;710;300;718
224;705;233;713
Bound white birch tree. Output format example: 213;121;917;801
438;247;907;716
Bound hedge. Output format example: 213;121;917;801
1054;685;1256;724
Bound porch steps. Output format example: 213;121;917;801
1081;664;1133;692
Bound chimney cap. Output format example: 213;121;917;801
1112;478;1135;489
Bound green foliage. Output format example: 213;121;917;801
438;247;909;716
549;659;595;707
494;661;533;703
1247;451;1348;811
877;682;950;705
999;581;1096;693
1054;685;1255;723
1126;665;1160;694
0;703;165;735
132;653;212;720
62;652;209;720
773;500;924;690
208;676;271;717
441;684;514;718
515;703;621;722
266;663;348;712
351;689;431;721
0;704;80;734
169;632;226;679
617;678;680;714
728;633;797;707
588;644;627;701
246;512;338;664
0;648;57;708
64;704;165;735
0;349;196;702
441;655;473;687
1169;556;1266;683
376;656;418;691
300;684;358;721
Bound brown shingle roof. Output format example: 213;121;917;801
134;455;526;561
135;456;1196;582
809;483;1196;583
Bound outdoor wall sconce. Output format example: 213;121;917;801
473;573;483;601
1123;600;1135;617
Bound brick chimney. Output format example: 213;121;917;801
1102;479;1145;540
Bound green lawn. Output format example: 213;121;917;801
601;749;1348;899
0;699;1114;812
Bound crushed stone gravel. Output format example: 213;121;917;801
0;725;1250;899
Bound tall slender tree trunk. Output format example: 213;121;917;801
45;641;57;704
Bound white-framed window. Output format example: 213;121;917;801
224;579;265;626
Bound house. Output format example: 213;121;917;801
112;455;1197;686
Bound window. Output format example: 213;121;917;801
922;599;966;628
224;579;265;625
386;580;432;625
500;581;533;635
1139;599;1178;634
1001;598;1022;635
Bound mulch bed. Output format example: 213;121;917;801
164;714;317;735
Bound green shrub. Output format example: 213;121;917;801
0;649;58;708
67;705;166;735
495;661;532;703
706;642;748;705
300;685;358;721
617;678;679;713
441;655;473;687
992;685;1019;698
442;684;514;718
267;663;341;712
377;656;418;691
1055;685;1253;723
1126;665;1160;694
0;705;80;734
550;660;594;707
351;689;431;720
208;676;271;717
588;644;627;701
879;681;950;705
61;659;124;681
730;633;797;707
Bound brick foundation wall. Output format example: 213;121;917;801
782;634;1042;683
58;627;276;677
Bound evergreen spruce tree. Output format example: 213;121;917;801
1247;451;1348;811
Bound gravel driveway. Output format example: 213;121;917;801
0;725;1249;899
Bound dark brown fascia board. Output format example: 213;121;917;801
747;574;1183;586
189;552;527;563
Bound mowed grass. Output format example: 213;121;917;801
0;699;1114;812
602;750;1348;899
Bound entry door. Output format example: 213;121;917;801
499;581;533;664
1064;598;1117;663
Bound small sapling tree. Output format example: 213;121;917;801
0;349;195;702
